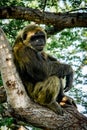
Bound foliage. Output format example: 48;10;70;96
0;117;13;127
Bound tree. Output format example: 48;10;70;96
0;0;87;129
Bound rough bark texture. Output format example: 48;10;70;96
0;6;87;31
0;28;87;130
0;28;30;108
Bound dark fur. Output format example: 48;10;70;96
13;24;74;114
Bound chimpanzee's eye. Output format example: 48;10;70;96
30;35;45;42
23;33;27;40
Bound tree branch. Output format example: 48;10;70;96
0;27;30;108
0;6;87;32
0;28;87;129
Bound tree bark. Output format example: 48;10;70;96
0;6;87;31
0;28;87;130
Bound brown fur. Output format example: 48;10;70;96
13;24;75;115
